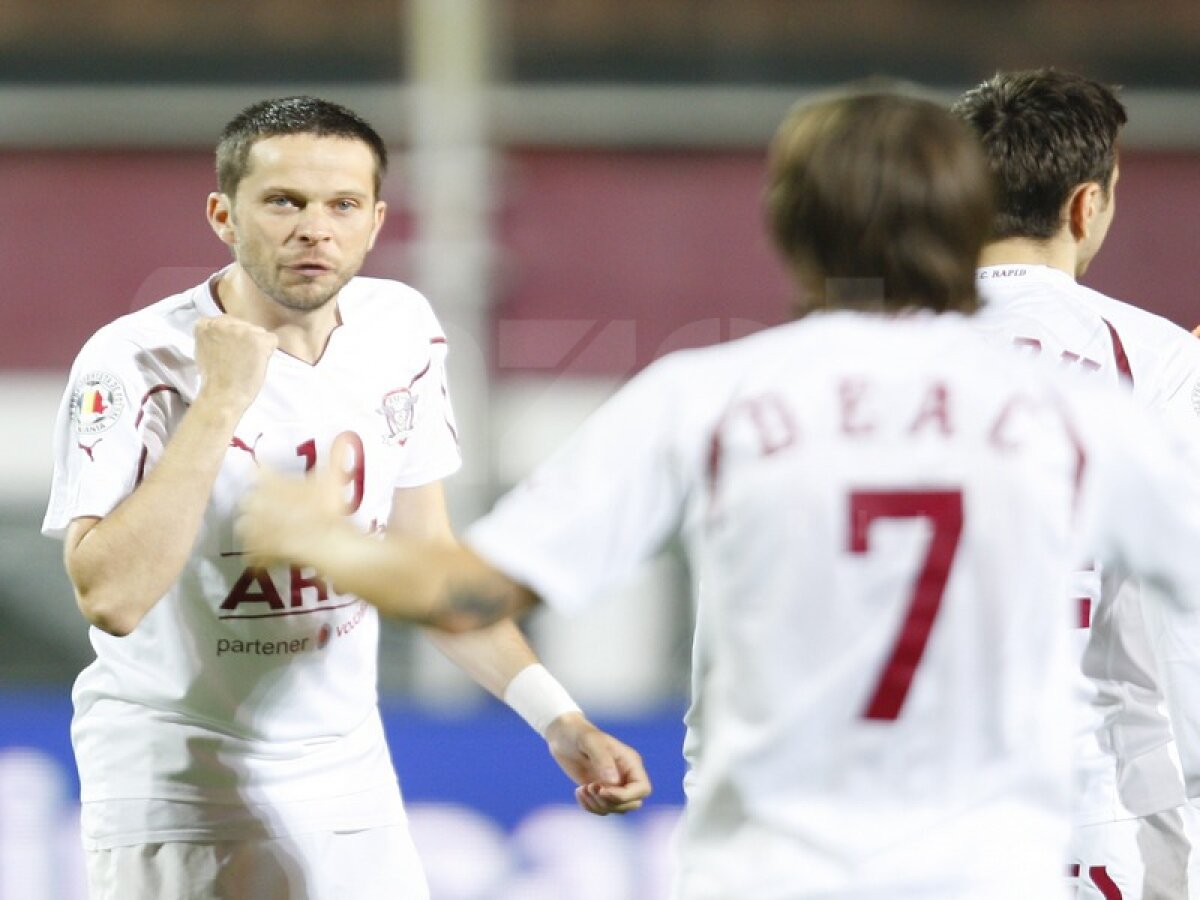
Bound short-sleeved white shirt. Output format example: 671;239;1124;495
468;310;1200;898
975;264;1200;825
44;273;460;848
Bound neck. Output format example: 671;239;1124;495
979;236;1079;279
215;267;340;364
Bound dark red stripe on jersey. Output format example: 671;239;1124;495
1102;318;1133;386
1076;597;1092;628
408;359;433;388
431;336;447;345
1089;866;1123;900
1067;864;1081;878
134;384;183;428
706;429;724;495
135;445;149;487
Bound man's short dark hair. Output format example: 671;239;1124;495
216;96;388;199
766;89;993;315
951;69;1126;240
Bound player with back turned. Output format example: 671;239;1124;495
953;69;1200;900
43;96;648;900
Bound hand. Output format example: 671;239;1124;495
237;435;352;568
194;316;277;415
545;712;651;816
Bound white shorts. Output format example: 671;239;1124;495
1068;809;1189;900
85;825;429;900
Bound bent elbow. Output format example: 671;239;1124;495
74;587;142;637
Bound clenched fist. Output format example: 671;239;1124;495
194;316;278;415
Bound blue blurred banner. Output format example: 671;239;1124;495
0;689;687;900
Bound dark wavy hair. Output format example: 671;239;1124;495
951;69;1126;240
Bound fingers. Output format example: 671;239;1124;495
571;732;652;816
193;317;277;411
236;462;346;568
577;730;621;786
575;782;646;816
236;468;298;566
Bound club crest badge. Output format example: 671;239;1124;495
70;371;127;435
378;388;417;445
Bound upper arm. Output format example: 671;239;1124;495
465;359;692;615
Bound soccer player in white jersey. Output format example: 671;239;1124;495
43;97;649;900
954;69;1200;900
237;88;1200;899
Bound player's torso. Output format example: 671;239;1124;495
677;313;1077;894
973;265;1188;822
80;282;447;740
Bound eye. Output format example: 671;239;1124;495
267;195;298;208
333;199;359;212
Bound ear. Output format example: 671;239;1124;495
207;192;237;246
1065;182;1104;242
367;199;388;251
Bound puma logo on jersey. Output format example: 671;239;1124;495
229;432;263;465
77;438;103;461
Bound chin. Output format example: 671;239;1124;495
274;289;337;313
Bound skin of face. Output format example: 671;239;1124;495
210;133;386;315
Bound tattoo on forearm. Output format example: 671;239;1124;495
444;587;511;626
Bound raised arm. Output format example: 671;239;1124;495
238;464;648;813
237;445;535;631
65;317;275;635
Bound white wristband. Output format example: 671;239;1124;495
503;664;582;737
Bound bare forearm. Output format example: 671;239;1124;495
293;527;533;632
423;619;539;699
67;396;242;634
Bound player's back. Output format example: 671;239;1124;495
679;311;1082;898
972;264;1189;828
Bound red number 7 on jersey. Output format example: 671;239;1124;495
848;489;964;721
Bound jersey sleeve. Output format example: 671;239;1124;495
391;302;462;489
465;356;693;616
1073;385;1200;799
42;331;183;539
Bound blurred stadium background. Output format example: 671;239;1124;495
0;1;1197;897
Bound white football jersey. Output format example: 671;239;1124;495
468;310;1200;898
975;264;1200;826
44;273;460;848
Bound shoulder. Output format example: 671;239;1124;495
338;277;444;336
630;323;807;403
72;284;208;366
1073;285;1188;344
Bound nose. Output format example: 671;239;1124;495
294;205;333;243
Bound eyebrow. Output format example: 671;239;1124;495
258;186;372;200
